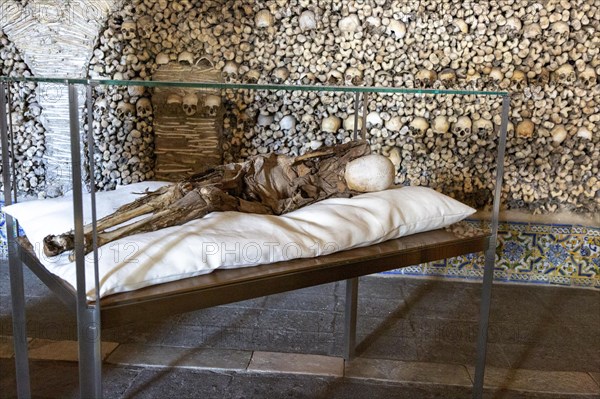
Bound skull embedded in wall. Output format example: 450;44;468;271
366;111;383;128
432;115;450;134
551;124;568;144
255;9;274;28
299;72;316;85
578;66;597;89
327;70;344;85
464;70;481;87
472;118;494;136
438;68;457;88
178;51;195;66
386;19;406;40
415;69;437;88
204;95;221;117
137;16;153;39
516;119;535;138
532;68;550;86
486;68;504;87
345;67;363;85
452;18;469;34
299;10;317;31
116;101;135;119
523;22;542;39
166;94;183;114
279;115;296;131
553;63;576;86
182;93;199;116
408;117;429;137
121;20;137;40
94;97;108;114
452;116;472;139
501;16;522;37
510;70;527;91
156;52;170;66
244;69;261;83
550;21;570;45
136;98;153;118
321;116;341;133
272;67;290;84
222;61;239;82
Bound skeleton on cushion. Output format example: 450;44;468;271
44;141;395;257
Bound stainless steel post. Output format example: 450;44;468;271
2;80;32;399
353;92;360;141
472;95;510;398
361;92;368;140
344;278;358;360
68;83;102;399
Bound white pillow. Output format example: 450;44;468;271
3;183;475;299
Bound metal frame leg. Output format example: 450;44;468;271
344;278;358;360
2;80;31;399
472;95;510;398
68;84;102;398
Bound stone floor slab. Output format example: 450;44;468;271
467;366;600;395
345;357;472;386
0;335;17;358
589;372;600;388
107;343;251;371
248;351;344;377
28;339;119;361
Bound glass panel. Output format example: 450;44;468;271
0;76;508;96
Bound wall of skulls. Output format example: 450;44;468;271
0;29;46;196
82;0;598;212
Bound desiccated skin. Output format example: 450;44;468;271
43;141;371;258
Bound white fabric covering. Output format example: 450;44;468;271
3;182;475;299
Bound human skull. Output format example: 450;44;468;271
116;101;135;119
182;93;198;116
244;69;261;83
178;51;195;66
510;70;527;91
473;118;494;137
452;116;472;139
415;69;437;88
222;61;239;82
338;14;361;33
279;115;296;131
438;68;457;87
487;68;504;87
532;68;550;86
553;63;576;86
408;117;429;137
464;70;481;87
166;94;182;114
550;21;570;44
257;113;273;127
501;16;522;37
386;19;406;40
344;155;395;193
299;72;316;85
327;70;344;85
272;67;290;84
321;116;341;132
299;10;316;31
385;116;403;132
156;52;170;65
516;119;534;138
551;125;567;144
343;115;363;131
137;16;153;39
345;67;363;85
578;66;597;89
432;115;450;134
255;9;273;28
366;111;383;127
93;97;108;114
576;127;592;140
204;94;221;117
127;85;145;98
121;20;137;40
136;98;152;118
523;22;542;39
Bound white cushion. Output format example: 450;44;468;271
3;182;475;299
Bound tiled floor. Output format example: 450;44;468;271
0;261;599;398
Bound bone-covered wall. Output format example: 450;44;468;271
5;0;600;214
0;29;46;196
